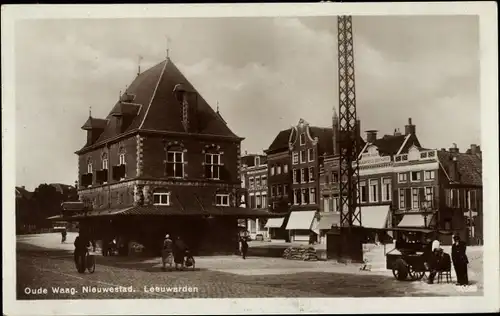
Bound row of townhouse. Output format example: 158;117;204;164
319;119;482;245
241;115;483;246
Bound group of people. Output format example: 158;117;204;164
161;234;194;271
426;235;470;286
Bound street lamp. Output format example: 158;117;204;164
421;200;432;228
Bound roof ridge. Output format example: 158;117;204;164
138;59;169;129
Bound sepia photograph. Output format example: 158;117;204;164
2;2;499;315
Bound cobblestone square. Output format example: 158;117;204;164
16;233;483;299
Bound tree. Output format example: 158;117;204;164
32;184;64;228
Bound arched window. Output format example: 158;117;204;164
119;148;126;165
204;146;222;180
87;159;93;174
102;153;108;170
153;189;171;206
166;145;184;178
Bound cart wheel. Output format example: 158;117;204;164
408;266;425;281
392;258;409;281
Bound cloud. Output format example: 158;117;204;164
14;16;480;190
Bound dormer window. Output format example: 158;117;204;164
255;156;260;166
216;194;230;206
119;153;126;166
153;190;171;206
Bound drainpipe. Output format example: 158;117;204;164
107;142;112;210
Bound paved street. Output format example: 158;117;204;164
16;233;483;299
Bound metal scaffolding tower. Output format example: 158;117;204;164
337;15;361;228
327;15;363;262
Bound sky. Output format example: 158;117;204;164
14;15;480;191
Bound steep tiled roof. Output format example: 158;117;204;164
437;151;482;186
310;127;334;156
368;134;420;156
266;128;293;153
79;58;240;151
241;154;267;167
81;117;108;130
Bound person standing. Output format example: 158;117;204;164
173;236;187;271
240;236;249;259
74;233;90;273
161;234;174;271
451;235;469;286
61;230;67;243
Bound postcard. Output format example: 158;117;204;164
2;2;498;315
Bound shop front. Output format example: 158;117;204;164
285;210;318;243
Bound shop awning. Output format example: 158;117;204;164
265;217;285;228
285;211;316;230
397;213;435;228
360;206;390;229
317;213;340;230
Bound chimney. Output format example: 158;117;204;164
355;119;361;139
449;143;459;154
365;130;378;143
449;155;459;182
394;128;402;136
404;117;416;135
470;144;478;155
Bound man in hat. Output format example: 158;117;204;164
161;234;174;271
451;235;469;285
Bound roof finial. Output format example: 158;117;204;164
89;106;92;118
166;36;171;59
119;90;122;102
216;101;220;113
137;55;143;76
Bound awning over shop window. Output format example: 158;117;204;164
286;211;316;230
265;217;285;228
318;213;340;230
360;206;390;229
397;213;435;228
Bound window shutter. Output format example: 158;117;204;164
405;188;411;209
470;190;477;210
419;188;425;205
459;189;465;209
393;189;399;209
445;189;451;207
